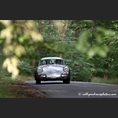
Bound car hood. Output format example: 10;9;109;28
38;64;66;73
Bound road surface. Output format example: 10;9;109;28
25;81;118;98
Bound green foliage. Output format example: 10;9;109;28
75;20;115;58
0;20;43;78
0;47;10;79
18;61;35;75
1;20;118;83
92;77;118;85
65;54;93;82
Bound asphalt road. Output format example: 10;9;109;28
25;81;118;98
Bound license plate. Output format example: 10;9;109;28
51;76;56;79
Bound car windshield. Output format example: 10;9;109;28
40;59;64;65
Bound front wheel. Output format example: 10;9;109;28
36;80;41;84
63;72;70;84
35;72;41;84
63;79;70;84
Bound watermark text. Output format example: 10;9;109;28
78;92;117;97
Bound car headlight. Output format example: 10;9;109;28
37;68;43;74
63;67;69;72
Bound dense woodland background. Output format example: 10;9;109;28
0;20;118;82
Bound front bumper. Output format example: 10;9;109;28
37;73;69;81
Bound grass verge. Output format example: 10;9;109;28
91;77;118;85
0;76;47;98
0;49;46;98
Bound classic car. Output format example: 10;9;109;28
34;57;70;84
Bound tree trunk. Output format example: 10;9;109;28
38;20;42;34
62;20;68;39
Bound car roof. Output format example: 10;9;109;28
41;57;63;60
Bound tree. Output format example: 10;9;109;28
0;20;43;78
1;20;118;81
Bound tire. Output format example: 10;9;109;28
36;80;41;84
35;72;41;84
63;71;70;84
63;79;70;84
63;75;70;84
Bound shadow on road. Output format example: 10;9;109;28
33;81;66;85
38;82;63;85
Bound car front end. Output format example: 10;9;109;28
36;65;70;81
35;57;70;84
